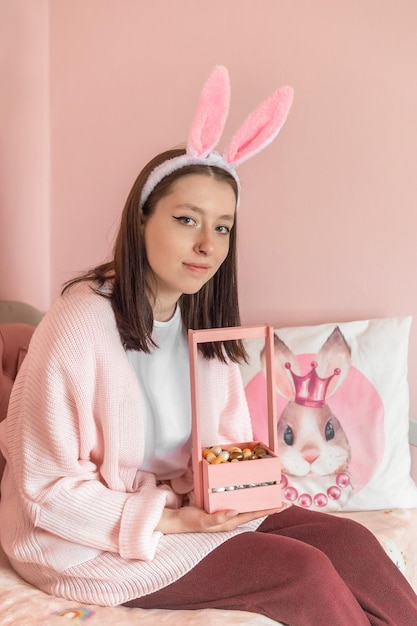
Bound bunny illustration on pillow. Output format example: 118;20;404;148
271;327;353;511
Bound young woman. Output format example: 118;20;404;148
1;68;416;625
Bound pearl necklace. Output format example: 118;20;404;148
280;472;352;508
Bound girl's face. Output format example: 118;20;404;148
142;173;236;320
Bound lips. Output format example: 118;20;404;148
183;262;211;274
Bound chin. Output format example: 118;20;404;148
182;281;212;295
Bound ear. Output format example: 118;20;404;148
315;327;352;397
266;333;299;401
187;65;230;158
223;86;294;168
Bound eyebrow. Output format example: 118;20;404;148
176;204;235;222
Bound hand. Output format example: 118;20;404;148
156;504;287;534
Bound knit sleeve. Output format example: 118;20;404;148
169;357;253;498
197;357;254;448
2;284;179;564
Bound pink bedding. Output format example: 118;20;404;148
1;508;416;626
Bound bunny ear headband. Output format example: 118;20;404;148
139;65;294;209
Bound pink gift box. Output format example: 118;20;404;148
189;325;281;513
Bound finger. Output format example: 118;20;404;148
205;509;240;527
232;504;288;526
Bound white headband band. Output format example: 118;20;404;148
139;65;294;209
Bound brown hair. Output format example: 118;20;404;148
63;148;246;362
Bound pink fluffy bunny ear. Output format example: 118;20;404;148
139;65;294;209
187;65;231;158
224;86;294;167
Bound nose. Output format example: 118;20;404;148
194;228;214;256
301;447;320;464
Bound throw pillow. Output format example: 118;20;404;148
241;317;417;512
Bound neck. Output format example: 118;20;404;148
147;286;179;322
153;301;178;323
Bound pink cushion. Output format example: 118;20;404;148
0;323;35;482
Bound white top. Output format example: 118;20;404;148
126;306;192;480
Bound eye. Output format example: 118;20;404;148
283;426;294;446
173;216;196;226
325;421;335;441
215;225;232;235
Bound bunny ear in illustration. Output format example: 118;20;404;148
224;86;294;168
187;65;231;158
315;327;352;398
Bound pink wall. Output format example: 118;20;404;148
412;446;417;482
0;0;50;306
1;1;417;417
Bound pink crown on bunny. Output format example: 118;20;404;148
139;65;294;209
285;361;341;408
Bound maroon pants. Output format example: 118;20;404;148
124;506;417;625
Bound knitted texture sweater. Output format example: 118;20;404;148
0;282;259;606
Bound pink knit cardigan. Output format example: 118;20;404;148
0;282;259;606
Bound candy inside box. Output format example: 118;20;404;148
201;440;281;513
189;325;282;514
